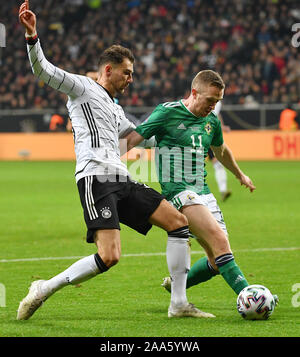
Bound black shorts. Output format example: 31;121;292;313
77;175;164;243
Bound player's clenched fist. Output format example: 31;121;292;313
19;0;37;37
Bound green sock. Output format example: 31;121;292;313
216;257;248;295
187;257;218;289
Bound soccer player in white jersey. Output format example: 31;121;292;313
208;101;232;201
17;1;214;320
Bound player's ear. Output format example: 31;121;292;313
104;64;113;77
191;88;198;98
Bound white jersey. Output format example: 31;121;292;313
212;101;222;116
27;39;135;182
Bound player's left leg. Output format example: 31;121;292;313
182;203;248;295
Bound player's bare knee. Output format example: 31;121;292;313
207;229;231;258
167;203;188;230
213;240;232;259
208;226;225;241
164;211;188;232
173;211;188;230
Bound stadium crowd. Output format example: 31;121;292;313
1;0;299;110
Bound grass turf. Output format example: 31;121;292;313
0;160;299;337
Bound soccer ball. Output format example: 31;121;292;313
237;284;276;320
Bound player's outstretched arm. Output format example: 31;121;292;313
18;1;85;99
211;143;256;192
119;130;145;156
124;130;157;149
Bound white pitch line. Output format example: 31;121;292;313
0;247;299;264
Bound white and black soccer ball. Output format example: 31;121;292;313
237;284;276;320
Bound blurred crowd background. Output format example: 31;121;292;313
1;0;300;110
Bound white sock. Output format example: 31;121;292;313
41;254;100;296
166;237;190;308
213;160;227;193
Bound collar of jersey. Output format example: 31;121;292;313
180;99;207;120
95;82;115;103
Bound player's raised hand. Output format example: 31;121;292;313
19;1;37;36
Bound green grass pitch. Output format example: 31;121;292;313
0;160;299;337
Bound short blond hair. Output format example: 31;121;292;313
191;70;225;91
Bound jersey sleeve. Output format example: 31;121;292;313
211;118;224;146
135;105;167;139
118;111;136;138
27;39;86;99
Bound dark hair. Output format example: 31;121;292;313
98;45;135;67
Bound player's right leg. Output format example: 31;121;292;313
148;199;215;318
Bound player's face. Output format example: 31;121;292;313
110;58;134;95
193;85;224;117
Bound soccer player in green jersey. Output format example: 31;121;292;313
125;70;256;301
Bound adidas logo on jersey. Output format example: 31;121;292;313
177;123;186;130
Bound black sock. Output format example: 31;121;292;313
94;253;109;273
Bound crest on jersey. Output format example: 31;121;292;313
187;194;195;201
205;122;212;135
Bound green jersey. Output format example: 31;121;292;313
135;100;224;200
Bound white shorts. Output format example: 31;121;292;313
169;190;228;236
